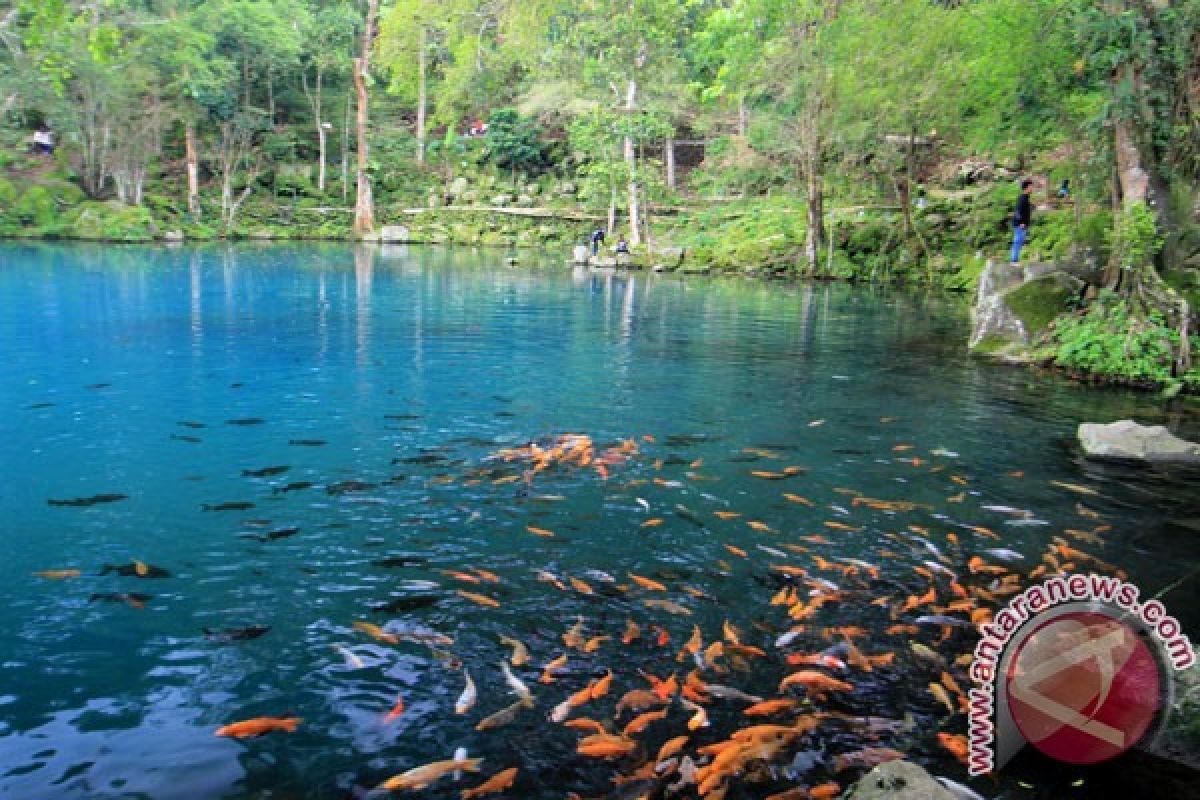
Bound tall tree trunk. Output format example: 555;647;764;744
353;0;379;236
1110;61;1190;373
665;136;675;191
342;94;351;202
185;122;200;216
624;78;640;247
303;67;327;193
901;126;915;237
802;109;824;275
607;183;616;236
416;25;427;167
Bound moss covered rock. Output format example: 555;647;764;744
1004;272;1081;334
70;201;157;242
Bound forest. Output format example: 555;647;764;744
1;0;1199;388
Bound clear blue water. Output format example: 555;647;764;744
0;242;1196;799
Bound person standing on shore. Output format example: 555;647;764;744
1010;179;1033;265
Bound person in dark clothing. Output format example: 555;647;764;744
1057;179;1070;199
590;228;606;256
615;236;629;255
1010;179;1033;265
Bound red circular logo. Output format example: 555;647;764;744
1005;611;1161;764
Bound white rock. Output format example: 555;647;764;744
845;761;958;800
380;225;410;243
1078;420;1200;464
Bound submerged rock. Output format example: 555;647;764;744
845;760;958;800
1078;420;1200;464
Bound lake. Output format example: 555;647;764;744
0;242;1196;799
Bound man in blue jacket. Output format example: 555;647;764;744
1010;179;1033;265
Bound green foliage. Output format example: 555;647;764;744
1052;291;1200;388
663;199;806;272
13;186;58;227
69;201;156;242
481;109;547;173
1109;202;1163;269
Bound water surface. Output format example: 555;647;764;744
0;243;1196;799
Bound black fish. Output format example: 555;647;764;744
382;474;408;485
202;501;256;511
272;481;314;494
494;411;516;418
664;434;715;447
27;402;55;409
727;454;762;463
89;592;150;608
86;383;111;389
326;480;376;495
384;414;423;421
177;421;207;429
99;562;170;578
371;556;428;568
241;526;301;542
371;595;440;613
289;439;326;446
48;494;127;507
203;625;270;642
226;418;264;426
395;454;447;465
230;382;244;388
171;434;202;443
242;466;290;477
662;454;690;466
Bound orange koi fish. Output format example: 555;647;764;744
629;573;667;592
353;621;399;644
540;653;568;684
457;590;500;608
215;717;301;738
526;526;556;537
743;699;800;716
383;694;405;724
569;577;594;595
779;671;853;696
937;732;969;765
623;708;669;736
461;767;518;799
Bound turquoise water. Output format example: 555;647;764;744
0;242;1196;799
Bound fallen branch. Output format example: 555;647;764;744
397;205;605;221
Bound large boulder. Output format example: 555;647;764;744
845;761;958;800
1078;420;1200;464
969;259;1026;352
572;245;591;264
970;260;1081;354
448;176;469;201
849;762;960;796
